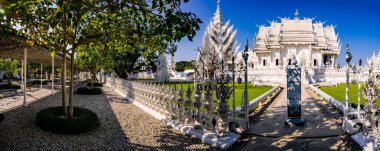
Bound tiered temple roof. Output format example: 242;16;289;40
254;9;341;54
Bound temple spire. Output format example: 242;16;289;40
294;9;299;19
213;0;222;22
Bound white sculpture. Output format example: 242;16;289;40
196;0;239;80
155;54;169;82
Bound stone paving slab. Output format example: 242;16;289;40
229;85;352;150
0;87;58;113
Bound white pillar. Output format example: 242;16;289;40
40;63;43;88
23;48;27;106
21;59;23;93
100;69;103;83
344;64;349;121
112;71;116;89
52;56;54;94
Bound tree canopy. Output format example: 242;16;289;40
176;60;195;72
0;0;202;118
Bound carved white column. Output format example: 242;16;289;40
193;84;203;129
177;84;186;123
23;48;27;106
185;83;194;125
171;85;178;119
203;83;215;131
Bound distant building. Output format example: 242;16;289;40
234;9;344;84
251;9;341;69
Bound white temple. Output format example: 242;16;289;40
234;9;344;84
239;9;341;69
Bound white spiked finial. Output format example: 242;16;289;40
295;9;299;19
216;0;221;13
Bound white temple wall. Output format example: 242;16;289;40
297;45;312;66
270;49;282;67
256;53;271;68
247;67;366;85
311;50;322;67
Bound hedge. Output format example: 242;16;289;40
36;106;100;134
76;87;103;95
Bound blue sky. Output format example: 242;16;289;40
173;0;380;66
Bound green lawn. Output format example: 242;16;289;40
319;83;380;107
163;82;272;109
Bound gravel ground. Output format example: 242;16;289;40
0;85;214;150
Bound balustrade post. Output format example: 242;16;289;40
171;85;178;119
158;83;165;114
185;82;194;125
177;83;186;123
165;84;173;117
193;83;203;129
204;82;215;131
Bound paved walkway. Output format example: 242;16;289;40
0;86;59;113
230;85;352;150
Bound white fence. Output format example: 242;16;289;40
235;85;281;111
309;84;356;113
106;76;242;149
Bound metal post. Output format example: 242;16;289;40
232;56;236;118
358;67;361;118
344;44;352;122
40;63;43;88
242;40;249;129
112;71;116;89
21;59;23;94
52;56;54;94
23;48;27;106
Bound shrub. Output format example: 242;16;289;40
86;83;103;87
36;106;100;134
76;87;103;95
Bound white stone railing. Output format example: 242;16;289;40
309;84;356;113
235;85;281;111
106;77;241;149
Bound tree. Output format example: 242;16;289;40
76;42;113;86
2;0;202;119
175;60;194;72
0;58;20;83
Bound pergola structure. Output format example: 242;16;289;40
0;30;69;106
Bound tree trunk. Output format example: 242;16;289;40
103;72;106;84
62;51;67;116
7;74;11;84
91;70;95;88
68;52;75;119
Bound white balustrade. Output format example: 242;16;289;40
105;77;255;137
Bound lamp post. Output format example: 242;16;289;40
232;54;236;118
344;43;352;122
358;59;362;118
242;39;249;130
